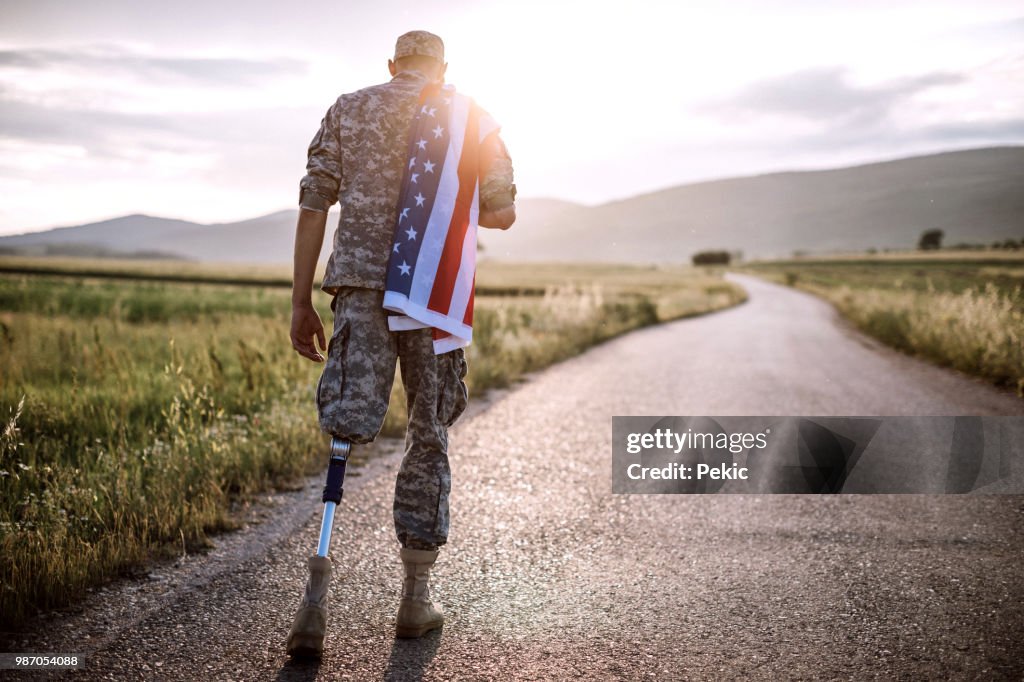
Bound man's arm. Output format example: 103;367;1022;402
479;204;516;230
478;132;516;230
291;100;343;363
298;99;344;213
290;208;328;362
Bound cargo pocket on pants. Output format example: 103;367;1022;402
316;320;350;431
436;348;469;428
317;289;356;409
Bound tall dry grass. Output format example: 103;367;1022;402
828;283;1024;393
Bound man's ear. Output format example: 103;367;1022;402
388;59;397;76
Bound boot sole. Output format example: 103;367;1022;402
286;634;324;658
395;620;444;639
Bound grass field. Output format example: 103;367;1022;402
0;256;745;625
742;251;1024;395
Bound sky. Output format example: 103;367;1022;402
1;0;1022;235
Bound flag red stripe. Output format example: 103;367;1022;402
428;104;479;315
463;272;475;326
418;83;441;105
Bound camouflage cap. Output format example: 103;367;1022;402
394;30;445;62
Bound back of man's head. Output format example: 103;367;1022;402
394;54;441;73
394;30;444;62
390;30;447;80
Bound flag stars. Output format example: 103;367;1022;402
400;207;410;221
399;261;411;276
416;139;427;150
393;242;401;253
423;160;435;173
427;106;437;117
405;226;418;241
414;192;426;207
410;173;419;184
432;124;444;139
408;157;417;169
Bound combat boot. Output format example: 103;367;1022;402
395;548;444;638
286;555;332;657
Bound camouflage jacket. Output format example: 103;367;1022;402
299;69;515;294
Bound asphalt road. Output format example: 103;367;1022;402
7;273;1024;680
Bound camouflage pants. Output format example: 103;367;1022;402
315;287;469;551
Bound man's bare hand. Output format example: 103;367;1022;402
479;204;516;230
291;304;327;362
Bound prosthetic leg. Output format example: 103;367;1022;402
286;437;350;658
316;438;350;558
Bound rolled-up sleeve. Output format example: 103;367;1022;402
298;99;343;212
479;135;516;211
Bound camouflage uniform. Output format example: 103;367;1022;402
299;32;513;551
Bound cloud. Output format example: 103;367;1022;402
923;117;1024;143
951;15;1024;43
0;45;305;86
678;63;1023;172
0;42;323;170
0;43;316;159
0;96;178;154
0;89;319;168
759;116;1024;157
708;67;964;127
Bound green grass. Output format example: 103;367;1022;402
0;259;745;626
743;253;1024;394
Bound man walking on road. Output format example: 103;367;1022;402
287;30;516;656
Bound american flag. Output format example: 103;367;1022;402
383;82;499;354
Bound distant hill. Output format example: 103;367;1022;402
2;147;1022;263
0;210;324;264
481;146;1024;261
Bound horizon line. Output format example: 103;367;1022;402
3;143;1021;238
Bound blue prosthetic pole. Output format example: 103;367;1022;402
317;437;350;557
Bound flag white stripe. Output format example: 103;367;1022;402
387;314;429;331
478;113;500;144
447;93;470;184
382;290;472;339
433;334;469;354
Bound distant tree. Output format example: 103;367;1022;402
918;229;944;250
1004;239;1021;250
866;247;877;254
691;250;731;266
992;240;1003;250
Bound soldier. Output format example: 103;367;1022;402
286;30;516;655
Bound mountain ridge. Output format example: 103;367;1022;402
2;146;1021;263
